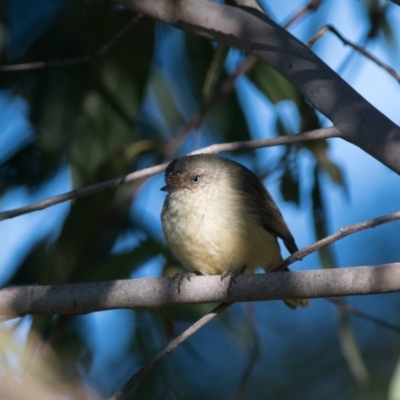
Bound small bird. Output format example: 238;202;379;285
161;154;308;308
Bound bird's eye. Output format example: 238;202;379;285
191;176;200;184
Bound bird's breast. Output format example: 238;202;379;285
162;188;281;275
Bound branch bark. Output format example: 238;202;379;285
118;0;400;175
1;264;400;317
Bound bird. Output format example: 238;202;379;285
161;154;308;308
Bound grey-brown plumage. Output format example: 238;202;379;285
161;154;308;308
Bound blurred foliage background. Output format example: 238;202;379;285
1;0;400;399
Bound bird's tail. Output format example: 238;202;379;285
283;298;309;309
282;266;309;309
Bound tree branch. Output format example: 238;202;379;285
106;264;400;400
117;0;400;175
283;0;321;28
1;263;399;317
307;25;400;84
274;210;400;271
327;298;400;334
107;302;231;400
2;208;399;316
159;0;321;158
0;126;339;221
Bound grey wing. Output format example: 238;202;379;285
233;164;298;254
259;187;298;254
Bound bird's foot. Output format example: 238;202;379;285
221;266;246;293
173;271;200;294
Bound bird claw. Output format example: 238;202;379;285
173;272;199;293
221;266;246;293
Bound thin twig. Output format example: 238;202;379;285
328;298;400;334
107;302;232;400
283;0;322;28
273;210;400;271
307;24;400;83
0;126;339;221
192;126;339;154
0;15;142;72
0;162;167;221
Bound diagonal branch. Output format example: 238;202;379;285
307;24;400;83
274;210;400;271
107;302;231;400
166;0;323;156
327;298;400;334
117;0;400;175
0;126;339;221
283;0;322;28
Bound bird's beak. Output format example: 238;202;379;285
160;182;183;193
161;184;169;192
161;184;180;192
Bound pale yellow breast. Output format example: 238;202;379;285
161;181;282;275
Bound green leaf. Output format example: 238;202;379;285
185;35;252;144
207;89;252;143
249;61;300;104
150;70;184;137
311;166;335;268
305;140;345;188
279;153;300;205
202;44;229;102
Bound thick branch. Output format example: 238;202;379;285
1;264;400;316
118;0;400;174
